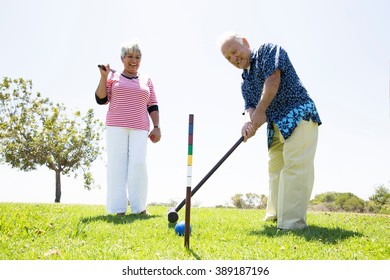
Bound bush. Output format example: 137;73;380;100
368;185;390;214
310;192;365;212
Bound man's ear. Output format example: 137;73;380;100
242;38;250;48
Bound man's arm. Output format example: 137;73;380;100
251;69;280;128
242;69;281;141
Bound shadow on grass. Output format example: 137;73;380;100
186;248;202;260
250;224;363;244
80;213;161;225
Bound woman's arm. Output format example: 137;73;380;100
95;64;110;99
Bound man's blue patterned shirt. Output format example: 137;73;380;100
241;43;322;148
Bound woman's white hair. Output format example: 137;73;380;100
121;40;142;59
217;31;244;49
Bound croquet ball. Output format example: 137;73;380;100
174;221;192;236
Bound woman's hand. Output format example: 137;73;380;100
149;128;161;143
98;64;110;78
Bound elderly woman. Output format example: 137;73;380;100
219;32;321;230
95;41;161;216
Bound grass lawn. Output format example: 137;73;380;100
0;203;389;260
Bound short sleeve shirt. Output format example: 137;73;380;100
105;72;158;131
241;43;322;148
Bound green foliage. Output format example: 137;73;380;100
369;185;390;205
368;185;390;214
231;193;267;209
0;203;389;260
0;77;50;170
309;192;366;213
310;192;338;205
334;193;365;213
0;77;104;202
310;192;337;205
231;193;246;208
309;186;390;214
232;187;390;214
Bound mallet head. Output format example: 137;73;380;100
167;208;179;223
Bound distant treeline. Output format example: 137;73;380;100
151;185;390;215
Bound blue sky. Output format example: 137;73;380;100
0;0;389;207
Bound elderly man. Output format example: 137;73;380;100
219;33;322;230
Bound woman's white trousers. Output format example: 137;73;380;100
106;126;148;214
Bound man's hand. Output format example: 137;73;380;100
241;110;267;142
241;121;256;142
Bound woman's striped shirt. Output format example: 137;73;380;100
105;72;158;131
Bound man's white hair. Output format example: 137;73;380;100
121;39;142;59
217;31;244;49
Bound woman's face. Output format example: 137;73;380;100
121;50;141;75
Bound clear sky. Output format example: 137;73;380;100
0;0;389;207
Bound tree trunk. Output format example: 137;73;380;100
54;170;61;203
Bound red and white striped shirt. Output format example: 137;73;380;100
105;72;158;131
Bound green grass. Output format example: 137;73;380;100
0;203;389;260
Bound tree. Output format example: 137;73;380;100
0;77;104;203
368;184;390;214
369;185;390;206
259;194;267;209
245;193;260;209
231;193;267;209
231;193;246;209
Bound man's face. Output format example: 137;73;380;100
221;38;251;69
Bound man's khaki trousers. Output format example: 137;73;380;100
265;120;319;230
